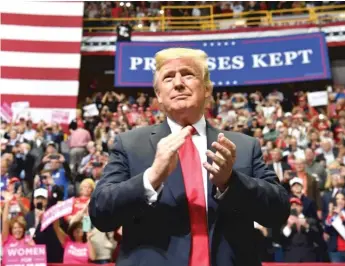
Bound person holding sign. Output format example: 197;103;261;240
53;201;96;264
325;192;345;262
2;191;34;248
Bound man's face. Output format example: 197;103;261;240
50;159;60;170
321;141;331;152
271;151;281;162
291;183;303;195
155;58;211;119
290;138;297;148
305;149;314;162
295;161;305;172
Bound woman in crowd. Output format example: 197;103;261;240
66;178;95;223
324;192;345;262
53;212;96;264
89;227;118;264
2;191;34;247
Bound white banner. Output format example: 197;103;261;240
307;91;328;107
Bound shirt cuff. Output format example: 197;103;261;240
282;226;292;237
143;168;164;204
214;186;229;200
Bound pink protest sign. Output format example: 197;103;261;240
3;244;47;266
51;110;70;124
41;197;74;232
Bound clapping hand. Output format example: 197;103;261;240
203;133;236;192
148;126;193;190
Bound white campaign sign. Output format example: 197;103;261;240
307;91;328;107
83;103;99;117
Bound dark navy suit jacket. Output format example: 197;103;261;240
89;121;289;266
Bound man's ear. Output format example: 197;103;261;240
155;88;163;104
204;83;213;99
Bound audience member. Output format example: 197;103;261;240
280;197;322;262
324;192;345;262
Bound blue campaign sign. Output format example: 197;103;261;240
115;33;331;87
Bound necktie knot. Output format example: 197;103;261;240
185;126;197;136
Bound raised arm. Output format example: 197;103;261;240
53;219;68;246
2;192;12;242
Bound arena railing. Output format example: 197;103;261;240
83;4;345;33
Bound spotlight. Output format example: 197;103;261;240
126;2;131;7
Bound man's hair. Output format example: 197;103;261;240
153;47;213;92
271;148;282;155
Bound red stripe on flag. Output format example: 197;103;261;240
1;40;81;54
2;66;79;81
2;13;83;28
1;95;77;109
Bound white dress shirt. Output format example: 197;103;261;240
143;116;226;206
273;162;283;182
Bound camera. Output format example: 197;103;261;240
36;202;43;210
290;208;298;217
49;154;60;160
14;182;21;193
92;161;103;167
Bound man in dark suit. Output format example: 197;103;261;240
89;48;290;266
12;142;36;193
267;148;291;192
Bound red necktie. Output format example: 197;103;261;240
179;127;210;266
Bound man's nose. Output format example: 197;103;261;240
173;73;184;90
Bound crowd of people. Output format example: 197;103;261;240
2;84;345;263
83;1;342;30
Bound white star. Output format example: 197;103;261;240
224;41;229;46
218;81;223;85
203;42;208;47
217;42;222;46
231;41;236;46
211;81;215;85
210;42;214;47
225;81;230;85
233;80;238;85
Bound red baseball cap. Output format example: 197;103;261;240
9;177;20;184
290;197;302;206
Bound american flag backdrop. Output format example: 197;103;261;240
0;2;84;124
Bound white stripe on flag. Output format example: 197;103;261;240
1;79;79;96
1;51;81;69
0;2;84;16
0;25;83;42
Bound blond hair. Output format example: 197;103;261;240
80;178;95;191
153;47;212;92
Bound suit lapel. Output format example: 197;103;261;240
149;120;186;204
206;122;219;212
149;120;221;213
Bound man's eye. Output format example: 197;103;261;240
163;76;173;82
183;74;194;79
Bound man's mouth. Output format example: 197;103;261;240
172;94;190;99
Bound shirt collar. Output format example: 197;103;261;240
167;116;206;137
